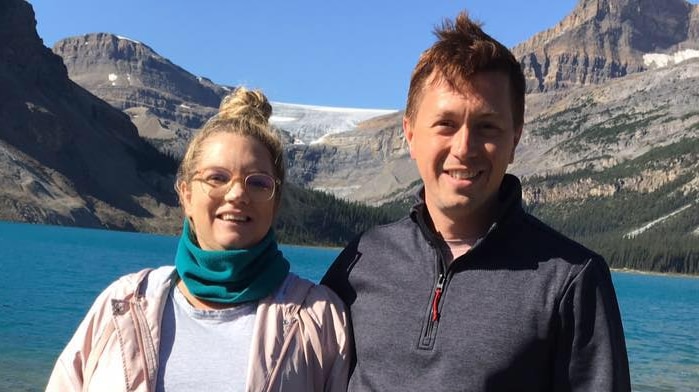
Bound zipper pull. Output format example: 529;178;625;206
432;274;446;322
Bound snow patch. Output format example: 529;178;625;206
624;203;693;239
269;115;296;123
643;49;699;68
116;35;141;45
273;101;396;114
269;101;397;144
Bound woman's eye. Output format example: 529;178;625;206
247;175;274;190
205;173;230;184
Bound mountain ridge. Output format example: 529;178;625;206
512;0;699;92
3;0;697;273
52;33;397;154
0;0;181;232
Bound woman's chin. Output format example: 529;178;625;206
215;233;261;250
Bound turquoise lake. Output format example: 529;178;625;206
0;221;697;391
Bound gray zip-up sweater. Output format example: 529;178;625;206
322;174;631;392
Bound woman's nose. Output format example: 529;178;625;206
223;180;248;202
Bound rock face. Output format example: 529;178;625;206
5;0;695;271
53;33;229;157
0;0;180;232
53;33;398;154
286;112;418;204
284;58;699;205
512;0;699;92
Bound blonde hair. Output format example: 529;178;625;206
176;87;285;203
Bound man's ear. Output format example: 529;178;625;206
403;116;416;159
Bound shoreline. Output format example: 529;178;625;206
611;267;699;279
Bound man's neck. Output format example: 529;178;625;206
426;200;499;241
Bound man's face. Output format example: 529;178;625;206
403;72;522;238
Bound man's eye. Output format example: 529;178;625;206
434;120;458;134
478;123;501;135
436;120;456;128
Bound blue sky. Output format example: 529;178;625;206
26;1;694;110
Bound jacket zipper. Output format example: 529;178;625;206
262;315;299;391
135;301;158;392
420;258;449;348
431;274;446;322
129;300;155;392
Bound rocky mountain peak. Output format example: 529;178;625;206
512;0;699;92
54;32;159;63
0;0;180;232
53;32;226;108
53;32;231;156
53;33;398;154
1;0;66;89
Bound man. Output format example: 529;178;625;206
321;11;631;392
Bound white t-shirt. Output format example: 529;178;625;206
156;284;257;392
444;237;479;265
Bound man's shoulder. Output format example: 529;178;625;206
514;211;603;262
357;214;417;242
320;214;419;299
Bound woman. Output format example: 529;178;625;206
46;88;351;391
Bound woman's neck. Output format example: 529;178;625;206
177;280;237;310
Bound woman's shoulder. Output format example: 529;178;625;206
98;265;175;301
277;273;340;302
278;274;347;324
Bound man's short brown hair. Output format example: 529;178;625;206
404;11;525;128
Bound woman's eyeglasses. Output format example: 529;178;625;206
191;168;280;202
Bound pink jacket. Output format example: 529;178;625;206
46;266;351;391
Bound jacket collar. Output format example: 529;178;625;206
410;174;525;246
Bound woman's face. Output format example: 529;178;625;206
180;132;278;250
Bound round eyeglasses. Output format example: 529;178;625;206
191;168;280;202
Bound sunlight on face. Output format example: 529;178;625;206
404;72;521;238
181;133;277;250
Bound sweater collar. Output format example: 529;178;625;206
410;174;524;246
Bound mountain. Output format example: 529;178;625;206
52;33;397;155
0;1;399;242
285;111;418;204
0;0;181;233
516;59;699;274
52;32;402;203
52;33;228;157
512;0;699;92
41;0;698;272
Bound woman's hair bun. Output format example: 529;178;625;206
217;87;272;125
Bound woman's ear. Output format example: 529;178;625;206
177;180;193;217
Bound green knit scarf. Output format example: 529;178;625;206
175;219;290;304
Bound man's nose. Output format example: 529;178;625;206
452;125;478;159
